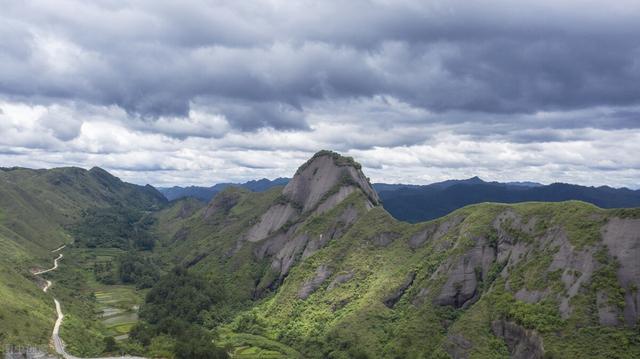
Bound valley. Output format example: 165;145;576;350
1;152;639;358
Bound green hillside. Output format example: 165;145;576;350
133;152;640;358
2;153;639;359
0;166;166;354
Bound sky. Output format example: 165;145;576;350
0;0;639;188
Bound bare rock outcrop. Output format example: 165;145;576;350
369;231;401;247
245;203;298;242
283;151;379;214
244;151;379;244
298;265;333;299
327;270;355;291
602;217;640;326
383;271;416;308
203;189;241;219
434;237;496;308
491;320;544;359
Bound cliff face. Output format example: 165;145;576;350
154;152;640;359
245;150;378;243
240;151;380;294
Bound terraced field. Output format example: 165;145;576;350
95;286;144;340
66;247;147;341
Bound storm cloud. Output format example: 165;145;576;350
0;0;639;187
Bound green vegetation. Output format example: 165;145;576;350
0;166;165;354
131;267;230;358
2;161;640;359
72;206;158;250
295;150;362;175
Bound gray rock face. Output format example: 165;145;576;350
327;270;354;291
445;333;473;359
282;152;379;214
434;237;495;308
514;289;548;303
369;231;401;247
203;190;240;219
245;203;298;242
408;224;436;249
244;151;378;243
314;186;355;215
383;271;416;308
602;217;640;326
491;320;544;359
298;265;333;299
597;291;620;326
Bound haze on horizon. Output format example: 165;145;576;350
0;0;639;188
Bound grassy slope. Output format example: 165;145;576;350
157;185;639;358
0;167;165;354
154;188;284;303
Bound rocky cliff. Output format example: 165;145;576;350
153;152;640;359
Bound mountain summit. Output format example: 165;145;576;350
148;151;640;358
245;150;379;243
284;150;379;213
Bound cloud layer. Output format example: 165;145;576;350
1;0;639;188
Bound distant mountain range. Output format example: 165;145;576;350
159;177;290;201
161;176;640;223
2;154;640;358
375;177;640;222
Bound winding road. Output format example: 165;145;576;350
34;246;147;359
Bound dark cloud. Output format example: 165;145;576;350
0;1;638;132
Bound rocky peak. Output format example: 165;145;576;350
245;150;379;243
282;150;379;213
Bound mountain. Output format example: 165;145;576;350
142;151;640;358
2;154;639;358
0;166;166;350
158;177;290;202
377;177;640;223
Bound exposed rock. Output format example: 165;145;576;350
597;291;620;326
203;189;241;219
445;333;473;359
383;271;416;308
282;151;379;214
244;151;378;243
408;224;436;249
253;224;309;282
515;289;548;303
433;216;466;251
556;245;594;319
314;186;355;215
327;270;354;291
298;265;333;299
270;233;310;277
434;237;495;308
411;287;430;306
369;231;401;247
491;320;544;359
602;217;640;326
245;203;298;242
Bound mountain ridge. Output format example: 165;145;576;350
144;151;640;358
1;153;639;358
158;174;640;224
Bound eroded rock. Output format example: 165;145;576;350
491;320;544;359
298;265;333;299
383;271;416;308
327;270;355;291
602;217;640;326
434;237;496;308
